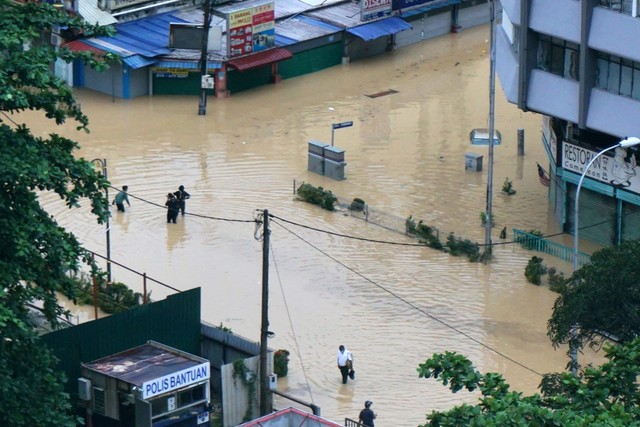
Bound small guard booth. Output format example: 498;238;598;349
79;341;211;427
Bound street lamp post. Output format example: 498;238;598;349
91;158;112;283
484;0;498;260
570;136;640;373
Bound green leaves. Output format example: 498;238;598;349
0;1;114;425
420;339;640;426
548;240;640;353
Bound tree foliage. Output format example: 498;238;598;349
547;240;640;351
418;338;640;426
0;1;116;425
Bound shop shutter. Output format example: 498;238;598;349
279;42;342;79
566;183;617;246
621;201;640;242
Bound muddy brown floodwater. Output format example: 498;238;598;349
29;24;606;426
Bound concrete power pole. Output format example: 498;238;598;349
198;0;213;116
259;209;271;416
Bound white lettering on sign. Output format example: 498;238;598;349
142;362;210;399
364;0;390;8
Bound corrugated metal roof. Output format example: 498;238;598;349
305;2;362;28
78;0;118;26
398;0;461;17
214;0;348;21
64;39;106;55
276;15;342;43
103;12;189;57
346;16;411;41
123;54;158;69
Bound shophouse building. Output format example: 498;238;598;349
496;0;640;246
59;0;490;98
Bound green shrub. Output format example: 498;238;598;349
525;256;548;285
548;267;568;293
63;273;146;314
350;198;366;212
406;215;418;235
502;177;516;195
445;232;480;262
274;349;290;377
297;183;337;211
480;211;495;227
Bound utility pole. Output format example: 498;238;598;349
92;158;111;282
259;209;270;416
198;0;213;116
484;0;497;261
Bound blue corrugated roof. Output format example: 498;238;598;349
93;12;189;58
347;17;412;41
123;55;158;69
399;0;461;18
276;34;298;46
297;15;342;32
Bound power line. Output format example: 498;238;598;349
270;219;544;378
106;185;257;223
269;241;316;404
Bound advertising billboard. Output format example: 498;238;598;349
227;1;275;58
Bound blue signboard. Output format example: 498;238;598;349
392;0;437;11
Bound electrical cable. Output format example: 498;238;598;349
271;218;544;378
270;240;316;404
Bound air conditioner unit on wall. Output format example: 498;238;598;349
78;377;92;401
51;33;63;47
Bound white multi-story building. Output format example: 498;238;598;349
497;0;640;246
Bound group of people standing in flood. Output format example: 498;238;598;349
110;184;190;224
165;185;190;223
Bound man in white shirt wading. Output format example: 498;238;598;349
336;344;353;384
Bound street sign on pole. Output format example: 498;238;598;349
332;121;353;130
331;121;353;146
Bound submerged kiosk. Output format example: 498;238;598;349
79;340;211;427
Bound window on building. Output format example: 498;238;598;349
537;35;580;80
598;0;636;16
596;53;640;100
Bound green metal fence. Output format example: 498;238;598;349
512;229;591;267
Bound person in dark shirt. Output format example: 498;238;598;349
165;193;180;224
112;185;130;212
173;185;190;215
359;400;377;427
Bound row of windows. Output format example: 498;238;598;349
536;35;579;80
599;0;638;17
596;54;640;100
533;36;640;101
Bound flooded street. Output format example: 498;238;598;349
31;24;606;426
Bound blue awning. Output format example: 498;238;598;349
346;17;412;42
399;0;461;18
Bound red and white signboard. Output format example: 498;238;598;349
227;1;275;58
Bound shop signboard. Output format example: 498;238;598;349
361;0;392;22
252;2;275;53
391;0;437;12
562;141;640;194
227;1;275;58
